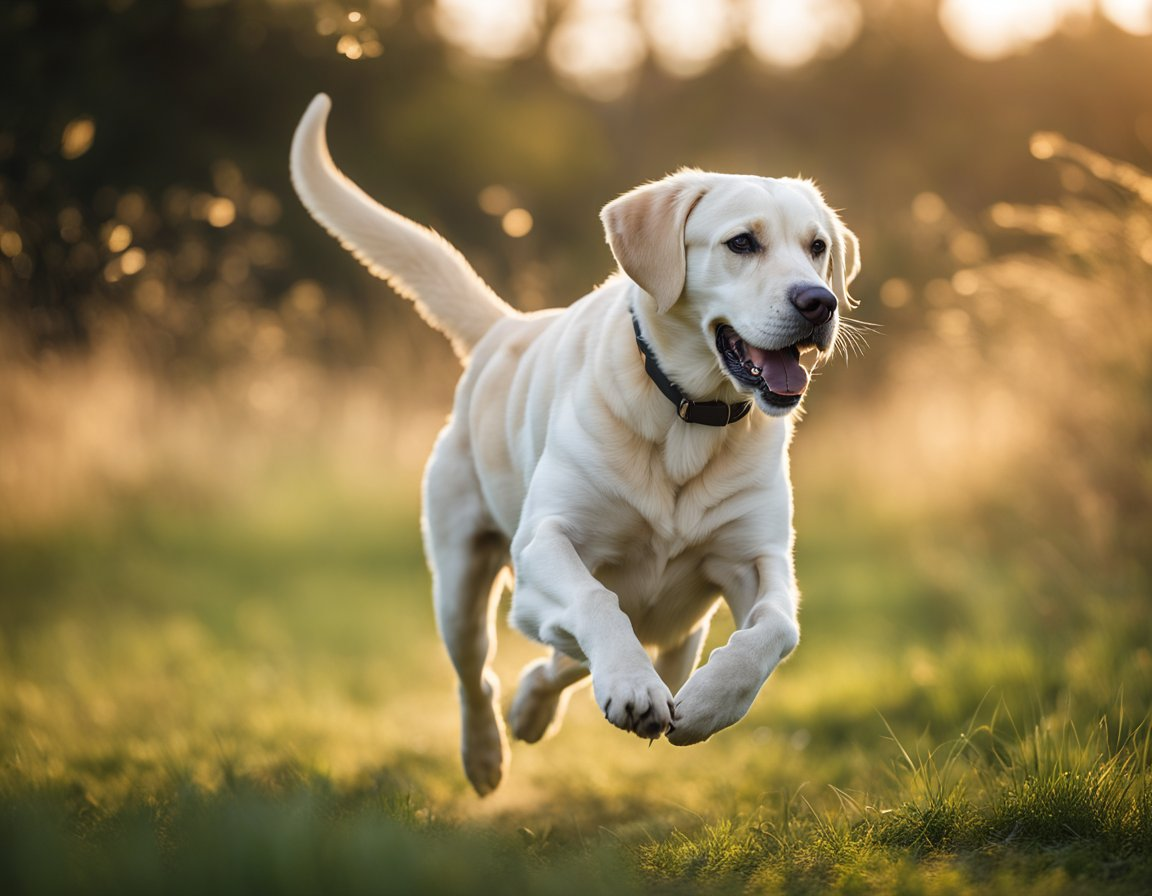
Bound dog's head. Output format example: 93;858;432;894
602;169;861;417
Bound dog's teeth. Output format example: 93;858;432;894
748;365;761;376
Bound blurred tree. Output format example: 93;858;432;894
0;0;1149;378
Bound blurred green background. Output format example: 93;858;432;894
1;1;1151;892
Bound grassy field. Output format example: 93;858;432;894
1;464;1148;895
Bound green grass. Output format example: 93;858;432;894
1;475;1149;895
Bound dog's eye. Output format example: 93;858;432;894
810;238;827;257
725;233;759;255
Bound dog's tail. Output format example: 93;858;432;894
290;94;517;360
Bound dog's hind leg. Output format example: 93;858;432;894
423;435;511;796
654;621;711;694
508;649;590;743
428;528;510;795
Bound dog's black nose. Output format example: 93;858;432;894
789;285;837;326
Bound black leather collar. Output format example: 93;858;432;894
631;311;753;427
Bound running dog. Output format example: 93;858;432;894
290;94;861;794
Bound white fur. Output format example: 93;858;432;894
290;94;861;796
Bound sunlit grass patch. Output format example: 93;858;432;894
637;711;1151;894
0;481;457;810
638;819;763;880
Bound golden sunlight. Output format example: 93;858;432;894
938;0;1091;59
500;207;533;237
1099;0;1152;33
107;223;133;253
640;0;734;77
119;247;147;276
308;0;1152;92
548;0;646;100
747;0;863;69
434;0;542;61
420;0;1152;93
477;184;515;216
61;116;96;160
205;198;237;228
0;230;22;259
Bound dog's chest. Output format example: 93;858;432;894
580;428;788;641
590;482;760;588
623;428;776;548
592;454;769;585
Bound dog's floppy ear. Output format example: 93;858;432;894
831;217;861;310
600;170;708;313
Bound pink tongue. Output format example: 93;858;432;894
746;346;808;396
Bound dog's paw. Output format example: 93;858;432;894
595;670;675;740
665;664;752;746
508;659;569;743
460;674;509;796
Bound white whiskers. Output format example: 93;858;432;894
834;317;882;362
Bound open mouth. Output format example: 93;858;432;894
715;324;815;410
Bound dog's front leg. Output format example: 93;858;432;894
511;517;675;740
667;554;800;746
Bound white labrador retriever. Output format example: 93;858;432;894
290;94;860;795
